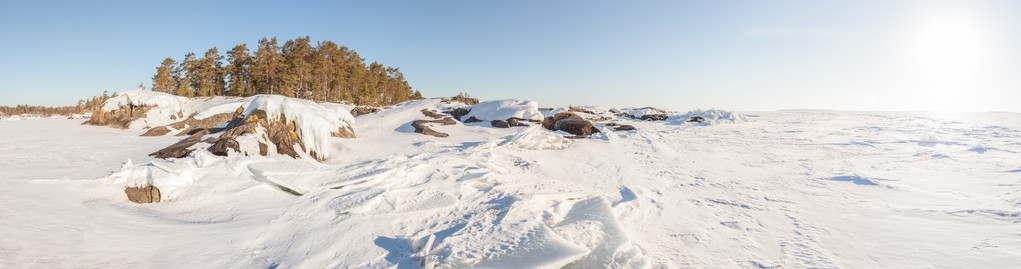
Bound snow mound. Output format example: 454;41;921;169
482;125;573;150
614;107;665;118
465;99;543;121
241;95;356;160
671;109;747;125
102;88;190;113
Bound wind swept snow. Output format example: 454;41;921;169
3;104;1021;268
464;99;543;121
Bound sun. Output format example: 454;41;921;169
902;6;993;110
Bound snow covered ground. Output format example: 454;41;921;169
2;106;1020;268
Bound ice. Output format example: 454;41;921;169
464;98;544;121
481;125;573;150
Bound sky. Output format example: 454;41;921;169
1;0;1018;112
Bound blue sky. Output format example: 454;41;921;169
1;0;1018;112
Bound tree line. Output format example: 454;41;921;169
1;92;112;117
152;36;423;106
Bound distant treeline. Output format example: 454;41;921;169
0;92;111;117
152;36;423;106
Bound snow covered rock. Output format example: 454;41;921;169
671;109;746;125
350;106;381;117
82;105;154;129
464;99;543;122
412;117;457;137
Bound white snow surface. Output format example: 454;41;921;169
465;99;543;121
3;108;1021;268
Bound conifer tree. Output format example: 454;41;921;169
152;58;178;93
252;37;281;95
226;44;252;96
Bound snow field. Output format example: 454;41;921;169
2;97;1020;268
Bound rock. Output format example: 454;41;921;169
542;112;600;138
150;129;211;159
604;122;619;127
207;111;314;160
463;116;483;123
421;109;446;119
507;117;530;127
125;186;161;203
445;107;471;121
687;116;707;123
640;114;668;121
491;120;510;128
568;106;596;114
350;106;381;117
614;125;636;131
412;117;457;137
442;96;480;106
141;126;171;136
82;105;154;129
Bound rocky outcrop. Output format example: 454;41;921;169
445;107;471;121
614;125;636;131
421;109;446;119
568;106;596;115
541;112;601;138
150;129;212;159
141;126;171;136
412;117;457;137
207;111;308;159
491;120;510;128
350;106;381;117
442;96;480;106
640;114;668;121
82;105;153;129
125;186;161;203
687;116;707;123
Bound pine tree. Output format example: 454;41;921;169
178;52;198;97
252;37;281;95
196;47;224;96
152;58;178;93
226;44;252;96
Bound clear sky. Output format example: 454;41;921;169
1;0;1018;112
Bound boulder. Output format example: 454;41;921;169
542;112;601;138
491;120;510;128
350;106;381;117
421;109;446;119
507;117;530;127
445;107;471;121
568;106;596;115
125;186;161;203
442;96;480;106
463;116;483;123
687;116;707;123
207;111;308;159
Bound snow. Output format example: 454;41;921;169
240;95;356;159
670;108;747;125
3;108;1021;268
464;99;543;121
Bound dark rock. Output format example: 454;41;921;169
150;129;211;159
639;114;668;121
614;125;636;131
350;106;381;117
604;122;620;127
543;112;600;138
491;120;510;128
687;116;707;123
443;96;480;106
507;117;529;127
463;116;483;123
445;107;471;121
206;111;319;160
125;186;161;203
412;117;457;137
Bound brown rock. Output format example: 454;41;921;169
543;112;600;138
150;129;211;159
443;96;480;106
412;117;457;137
507;117;529;127
568;106;596;114
141;126;171;136
463;116;483;123
125;186;161;203
639;114;668;121
206;111;321;160
614;125;636;131
687;116;707;123
491;120;510;128
421;109;446;119
82;105;154;129
350;106;381;117
444;107;471;121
